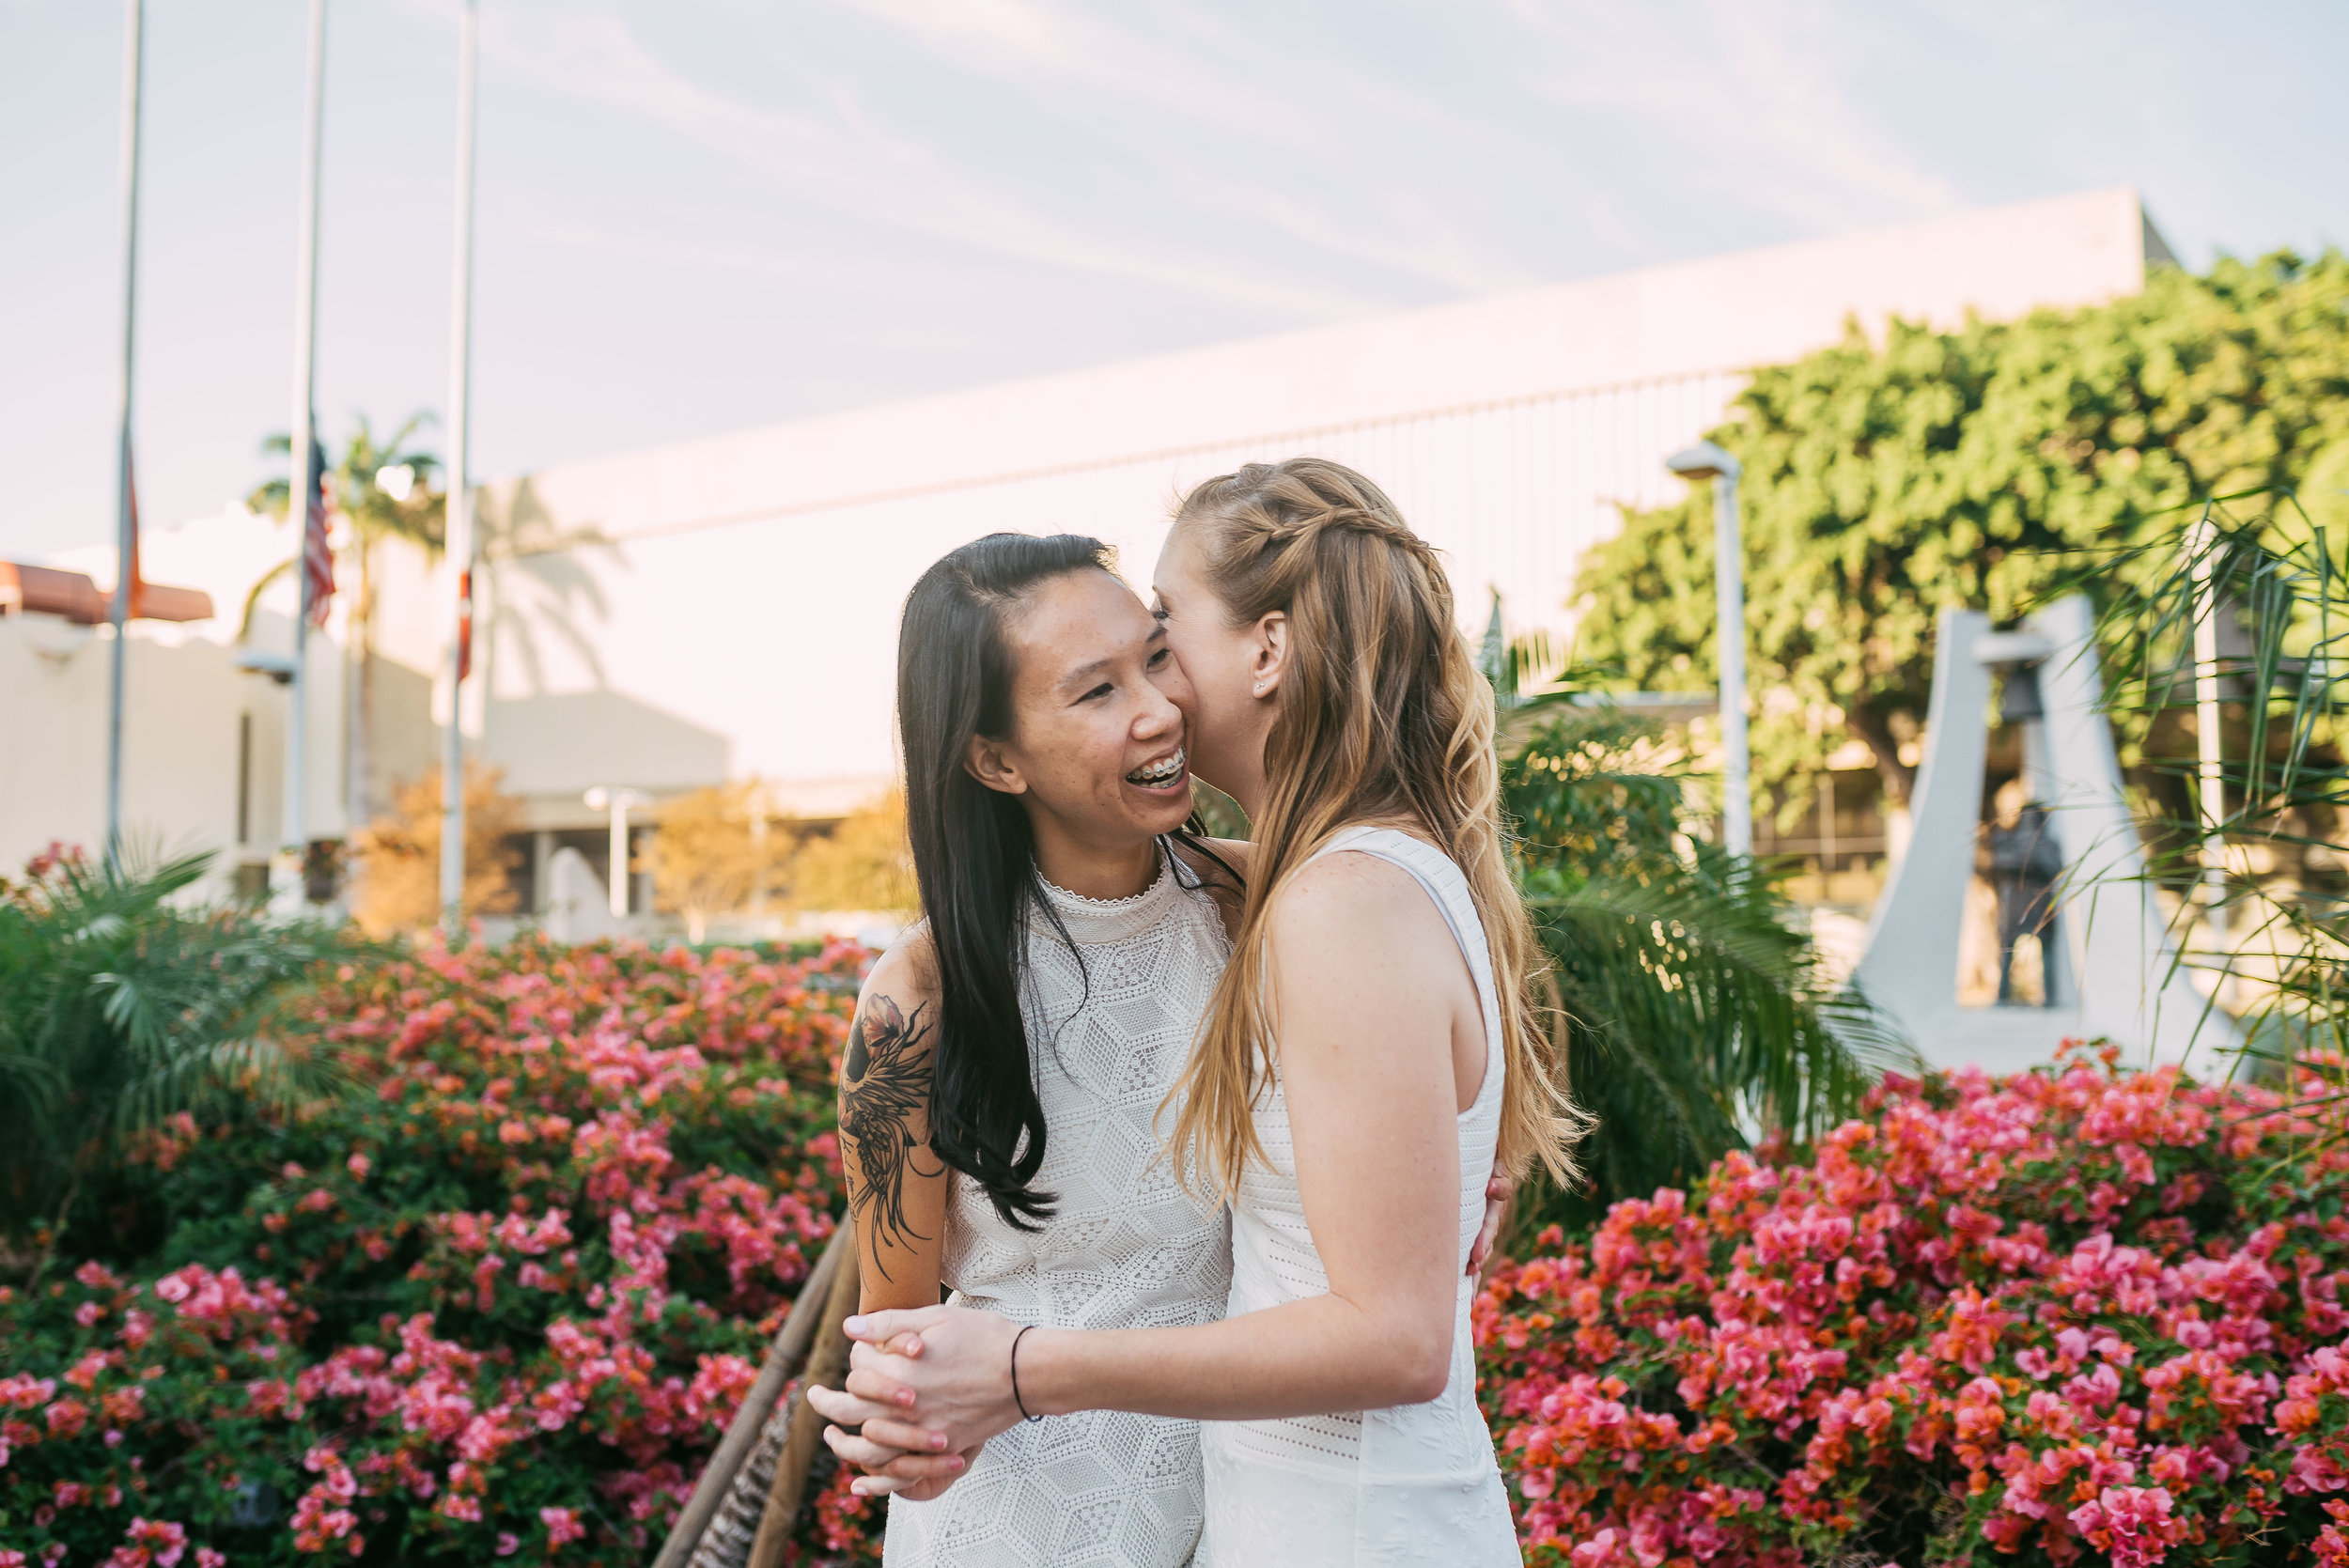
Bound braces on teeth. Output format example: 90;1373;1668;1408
1128;750;1185;784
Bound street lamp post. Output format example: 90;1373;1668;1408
1665;442;1751;859
2189;516;2235;1014
583;787;649;922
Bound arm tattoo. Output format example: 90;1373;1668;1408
840;994;943;1281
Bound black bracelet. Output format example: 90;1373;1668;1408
1010;1325;1044;1424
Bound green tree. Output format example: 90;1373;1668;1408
243;412;447;826
1571;253;2349;821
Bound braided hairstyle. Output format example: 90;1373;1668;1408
1162;458;1586;1198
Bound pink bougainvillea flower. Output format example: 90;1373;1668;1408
541;1505;586;1547
1477;1047;2349;1566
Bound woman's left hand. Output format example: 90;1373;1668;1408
837;1304;1030;1453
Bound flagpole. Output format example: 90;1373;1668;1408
103;0;146;864
277;0;328;911
438;0;479;938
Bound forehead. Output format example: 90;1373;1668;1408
1153;519;1206;583
1004;570;1152;690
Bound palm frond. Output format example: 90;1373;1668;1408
2080;489;2349;1089
0;846;366;1266
238;558;297;641
1494;639;1911;1232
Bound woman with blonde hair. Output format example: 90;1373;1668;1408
814;458;1582;1564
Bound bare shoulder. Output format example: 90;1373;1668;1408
1266;850;1450;972
1170;836;1251;937
861;923;940;1012
847;925;941;1088
1168;835;1249;887
1201;836;1253;873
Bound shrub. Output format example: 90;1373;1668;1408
0;934;864;1566
1476;1044;2349;1566
0;846;355;1286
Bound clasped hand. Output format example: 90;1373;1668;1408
806;1305;1024;1499
812;1169;1512;1499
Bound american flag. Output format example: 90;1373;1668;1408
457;567;474;681
123;452;144;616
302;431;335;627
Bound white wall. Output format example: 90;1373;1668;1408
0;614;295;894
470;188;2155;799
6;188;2160;864
4;504;437;883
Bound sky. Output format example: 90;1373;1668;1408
4;0;2345;562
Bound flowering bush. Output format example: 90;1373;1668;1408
1477;1044;2349;1567
0;934;866;1566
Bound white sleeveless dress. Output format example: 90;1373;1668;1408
1197;826;1521;1567
884;846;1234;1568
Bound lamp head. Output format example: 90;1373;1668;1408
585;785;651;812
1665;442;1741;483
235;650;299;686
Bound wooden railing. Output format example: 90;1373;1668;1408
650;1217;862;1568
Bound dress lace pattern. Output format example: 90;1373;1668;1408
1196;827;1522;1568
883;846;1234;1568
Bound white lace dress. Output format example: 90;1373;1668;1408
884;846;1234;1568
1196;826;1521;1568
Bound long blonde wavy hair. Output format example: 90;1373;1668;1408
1164;458;1586;1200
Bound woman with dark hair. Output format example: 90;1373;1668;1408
837;532;1243;1566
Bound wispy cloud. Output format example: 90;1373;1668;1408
527;220;978;297
822;0;1550;295
1522;0;1964;232
474;8;1385;320
1174;173;1546;294
822;0;1322;147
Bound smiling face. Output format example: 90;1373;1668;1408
1151;520;1283;813
966;567;1196;860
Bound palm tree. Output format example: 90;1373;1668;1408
0;846;355;1284
1482;598;1906;1231
242;412;445;828
2087;489;2348;1093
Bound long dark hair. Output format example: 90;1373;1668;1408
896;533;1112;1229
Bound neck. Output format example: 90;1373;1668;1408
1217;713;1276;824
1227;771;1267;825
1028;820;1160;902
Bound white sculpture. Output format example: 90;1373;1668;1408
1851;596;2236;1075
545;846;628;944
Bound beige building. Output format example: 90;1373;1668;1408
3;187;2170;923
